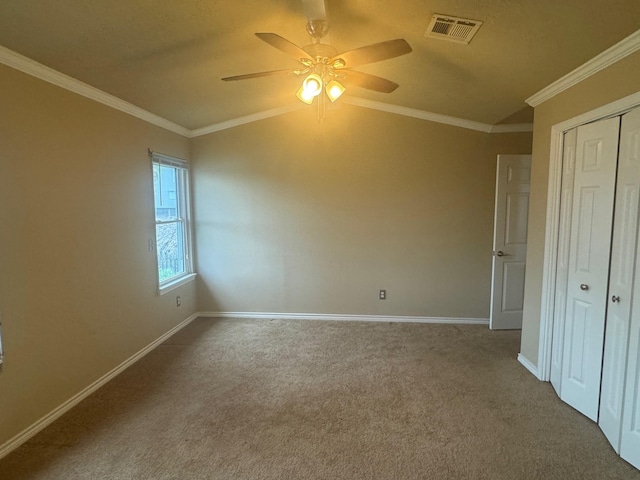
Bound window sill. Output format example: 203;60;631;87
159;273;197;295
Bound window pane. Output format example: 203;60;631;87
154;164;179;221
151;154;191;288
156;222;185;282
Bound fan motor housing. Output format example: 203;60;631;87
305;19;330;40
303;43;338;61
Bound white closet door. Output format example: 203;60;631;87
560;116;620;421
620;107;640;470
600;107;640;452
551;128;577;396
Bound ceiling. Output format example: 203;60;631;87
0;1;639;130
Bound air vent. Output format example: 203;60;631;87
425;14;483;44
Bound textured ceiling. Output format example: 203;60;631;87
0;1;639;130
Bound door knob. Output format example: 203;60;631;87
612;295;621;303
580;284;589;291
496;251;505;257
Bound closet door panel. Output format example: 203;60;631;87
551;128;578;395
600;160;640;451
561;116;620;421
620;107;640;469
620;327;640;469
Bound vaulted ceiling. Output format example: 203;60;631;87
0;1;639;130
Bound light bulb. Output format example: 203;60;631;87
302;74;323;97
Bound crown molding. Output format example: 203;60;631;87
188;104;306;138
489;123;534;133
190;98;534;136
343;98;532;134
343;97;493;132
526;29;640;107
1;44;532;138
0;45;190;137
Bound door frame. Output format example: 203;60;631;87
535;90;640;382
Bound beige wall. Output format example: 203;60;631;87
0;65;197;447
192;106;532;318
0;61;533;450
520;50;640;365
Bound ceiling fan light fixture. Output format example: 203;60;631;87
326;80;345;102
223;13;411;116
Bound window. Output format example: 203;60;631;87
150;152;195;293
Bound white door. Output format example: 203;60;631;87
490;154;531;330
600;107;640;452
560;116;620;421
550;128;578;396
619;108;640;470
621;295;640;471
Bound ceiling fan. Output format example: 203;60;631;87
222;6;412;108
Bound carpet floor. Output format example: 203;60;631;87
0;318;639;479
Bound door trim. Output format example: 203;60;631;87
536;90;640;381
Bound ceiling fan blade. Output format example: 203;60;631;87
332;39;412;68
222;69;300;81
255;33;312;62
339;70;399;93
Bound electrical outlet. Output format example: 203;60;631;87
176;295;181;307
379;289;386;300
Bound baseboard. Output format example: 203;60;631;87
517;353;541;380
0;312;199;461
199;311;490;325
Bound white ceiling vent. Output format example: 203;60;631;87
425;14;483;44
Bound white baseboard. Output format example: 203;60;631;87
518;353;541;380
0;312;199;461
200;311;490;325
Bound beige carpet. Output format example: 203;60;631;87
1;318;638;479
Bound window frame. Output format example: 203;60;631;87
150;151;196;295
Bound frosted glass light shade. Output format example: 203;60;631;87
296;74;324;104
302;74;323;96
326;80;345;102
296;85;315;104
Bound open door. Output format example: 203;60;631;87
490;154;531;330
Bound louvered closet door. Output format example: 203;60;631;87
619;107;640;470
600;107;640;453
560;116;620;421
